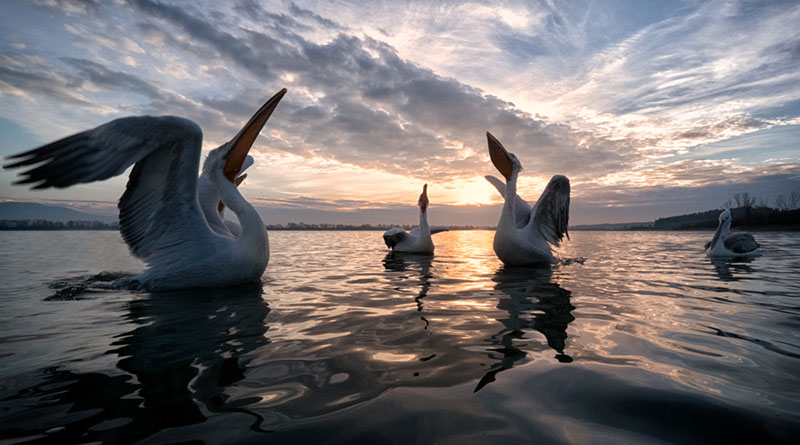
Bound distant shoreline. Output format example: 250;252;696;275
2;205;798;232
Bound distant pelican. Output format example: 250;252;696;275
705;209;760;257
383;184;448;254
484;132;570;265
4;89;287;290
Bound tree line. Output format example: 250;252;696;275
654;190;800;230
722;191;800;211
0;220;120;230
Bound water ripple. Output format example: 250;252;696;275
0;230;798;442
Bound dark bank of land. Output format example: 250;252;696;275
1;208;797;232
651;207;799;231
571;207;800;231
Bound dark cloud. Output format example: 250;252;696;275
6;0;796;221
110;1;636;180
126;0;273;78
578;162;800;207
0;53;93;107
31;0;101;14
62;58;163;100
287;1;344;31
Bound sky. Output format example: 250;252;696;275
0;0;798;226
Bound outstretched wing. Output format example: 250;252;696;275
530;175;570;246
485;175;531;228
4;116;209;263
383;227;407;248
430;225;449;234
724;232;759;253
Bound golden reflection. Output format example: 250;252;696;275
433;230;499;294
372;352;418;362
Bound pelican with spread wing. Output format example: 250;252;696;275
4;89;287;290
705;209;760;257
383;184;448;254
484;132;570;265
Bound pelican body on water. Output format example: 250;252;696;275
705;209;760;257
383;184;448;254
484;132;570;266
4;89;288;290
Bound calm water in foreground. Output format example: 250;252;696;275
0;230;798;443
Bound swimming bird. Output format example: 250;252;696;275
4;88;287;290
383;184;448;254
705;209;760;257
484;132;570;265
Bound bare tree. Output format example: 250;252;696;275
734;193;742;207
741;192;756;208
775;194;789;211
723;198;734;209
791;190;800;209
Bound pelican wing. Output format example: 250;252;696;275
485;175;531;228
383;227;407;248
430;226;449;234
530;175;570;246
724;232;759;253
4;116;209;262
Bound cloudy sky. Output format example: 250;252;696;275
1;0;798;225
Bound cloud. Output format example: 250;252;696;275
0;53;95;107
42;0;630;183
31;0;101;14
1;0;799;223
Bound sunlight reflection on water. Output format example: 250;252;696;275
0;230;798;442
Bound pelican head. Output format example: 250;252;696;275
419;183;429;213
205;88;287;182
719;209;732;223
487;132;520;181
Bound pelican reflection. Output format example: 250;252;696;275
710;257;757;282
475;266;575;392
3;284;271;442
383;252;433;329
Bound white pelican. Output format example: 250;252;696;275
383;184;448;254
484;132;570;266
705;209;760;257
4;89;287;290
197;154;254;237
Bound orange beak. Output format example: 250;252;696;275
419;183;429;212
223;88;287;183
486;132;513;181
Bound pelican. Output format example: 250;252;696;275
4;88;287;290
484;132;570;266
197;154;254;237
705;209;760;257
383;184;448;254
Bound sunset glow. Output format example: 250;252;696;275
1;1;798;225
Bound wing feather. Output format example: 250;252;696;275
4;116;208;262
530;175;570;246
724;232;759;253
383;227;407;248
430;226;449;234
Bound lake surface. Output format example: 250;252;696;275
0;230;798;443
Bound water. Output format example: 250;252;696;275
0;230;798;443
